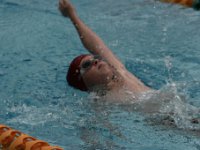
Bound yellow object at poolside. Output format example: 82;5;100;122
0;124;63;150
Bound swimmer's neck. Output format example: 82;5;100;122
94;79;148;99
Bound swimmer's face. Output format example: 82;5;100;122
80;55;114;90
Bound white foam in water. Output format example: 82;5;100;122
7;104;66;125
87;80;200;131
135;83;200;130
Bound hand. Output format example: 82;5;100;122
59;0;75;18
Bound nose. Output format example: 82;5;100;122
93;59;99;66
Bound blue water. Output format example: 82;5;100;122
0;0;200;149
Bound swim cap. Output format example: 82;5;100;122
67;54;90;91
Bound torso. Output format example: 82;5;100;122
94;61;151;102
99;68;151;103
118;68;150;93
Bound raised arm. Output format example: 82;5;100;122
59;0;125;69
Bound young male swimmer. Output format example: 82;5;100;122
59;0;151;101
58;0;200;126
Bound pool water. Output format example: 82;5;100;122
0;0;200;149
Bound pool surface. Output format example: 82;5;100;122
0;0;200;149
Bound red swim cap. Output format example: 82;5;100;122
67;54;90;91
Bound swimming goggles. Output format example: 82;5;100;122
80;55;102;75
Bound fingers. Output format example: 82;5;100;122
58;0;68;10
59;0;68;6
59;0;64;9
58;0;62;10
58;0;75;17
63;0;67;5
59;0;62;6
58;0;65;12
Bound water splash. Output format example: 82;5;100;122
164;55;173;83
137;83;200;130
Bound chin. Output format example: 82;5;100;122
100;67;112;75
101;72;113;82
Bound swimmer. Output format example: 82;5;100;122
59;0;151;101
58;0;200;129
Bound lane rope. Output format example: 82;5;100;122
0;124;63;150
